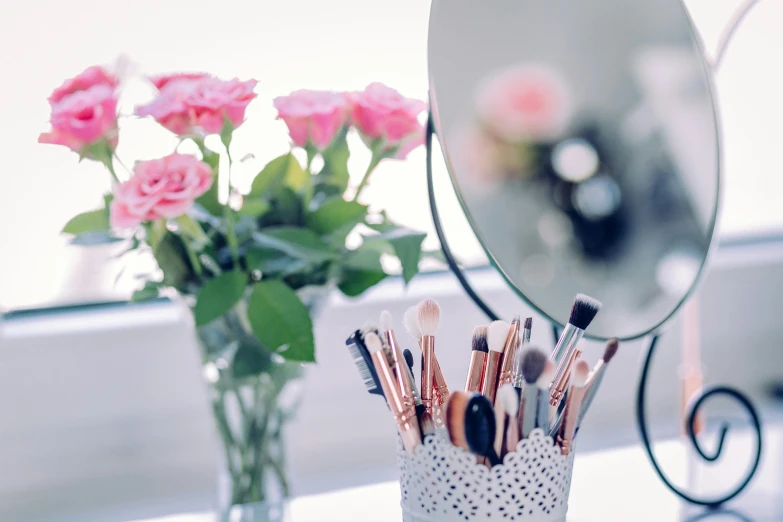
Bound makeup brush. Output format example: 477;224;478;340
465;394;502;467
465;326;488;393
497;318;521;388
402;349;422;407
498;384;520;456
365;332;421;453
380;310;414;409
345;330;384;397
522;317;533;345
556;359;590;456
482;320;509;403
577;338;619;427
550;345;584;410
403;347;430;439
551;294;602;366
537;360;555;431
516;347;548;439
446;391;471;451
417;299;450;420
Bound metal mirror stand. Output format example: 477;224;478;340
425;106;762;507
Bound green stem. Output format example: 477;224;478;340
181;236;203;278
224;206;240;267
352;146;384;202
105;160;120;184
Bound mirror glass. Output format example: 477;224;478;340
428;0;720;340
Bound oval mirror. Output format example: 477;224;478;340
428;0;720;340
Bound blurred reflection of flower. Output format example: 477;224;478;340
475;64;572;143
453;126;535;190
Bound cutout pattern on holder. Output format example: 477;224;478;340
397;428;574;522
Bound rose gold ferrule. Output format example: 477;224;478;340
432;355;450;408
465;351;487;393
498;321;520;387
549;348;582;408
372;351;421;453
386;330;414;409
481;351;502;404
556;384;587;456
421;336;435;413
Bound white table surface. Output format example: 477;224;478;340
136;428;783;522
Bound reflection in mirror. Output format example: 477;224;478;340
429;0;719;339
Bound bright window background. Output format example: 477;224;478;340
0;0;780;310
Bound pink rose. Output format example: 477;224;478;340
476;65;572;143
349;83;427;159
110;153;214;228
48;65;118;104
273;90;349;150
136;75;257;135
38;84;119;152
149;72;210;90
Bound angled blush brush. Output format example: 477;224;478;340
577;338;619;427
482;320;509;404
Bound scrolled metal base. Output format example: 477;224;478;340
636;334;763;507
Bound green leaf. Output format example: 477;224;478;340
338;245;387;297
232;344;273;379
252;227;335;263
175;215;209;247
306;199;367;235
247;280;315;362
62;209;109;235
131;281;162;302
153;232;191;287
383;228;426;284
246;247;311;277
196;182;222;216
319;129;350;192
193;270;247;326
147;219;168;252
239;198;271;218
249;153;309;196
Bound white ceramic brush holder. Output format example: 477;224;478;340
397;428;575;522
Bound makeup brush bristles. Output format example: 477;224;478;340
472;326;489;353
603;338;619;363
487;320;510;353
498;384;519;416
417;299;440;337
571;359;590;388
403;306;421;340
379;310;393;333
524;317;532;330
365;332;383;354
537;359;555;389
569;293;602;330
521;347;548;384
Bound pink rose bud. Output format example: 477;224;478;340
137;75;258;136
149;72;211;91
48;65;118;104
349;83;428;160
110;153;214;228
273;90;349;151
38;84;119;153
476;65;572;143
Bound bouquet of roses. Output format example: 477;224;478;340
39;64;429;366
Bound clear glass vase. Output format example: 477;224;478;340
198;308;303;513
